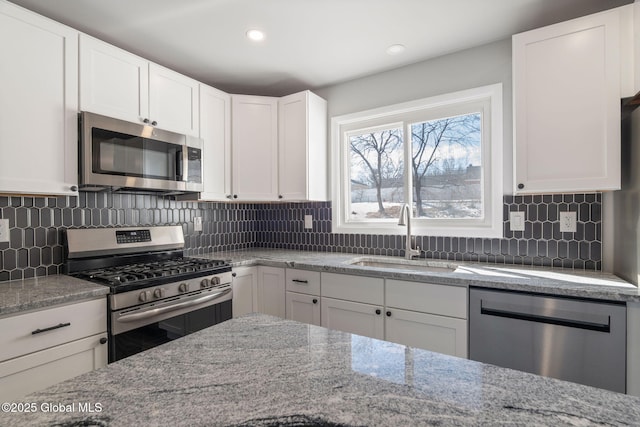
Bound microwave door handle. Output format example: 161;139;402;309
176;150;184;180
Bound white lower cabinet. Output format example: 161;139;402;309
232;266;285;318
385;309;467;358
0;298;107;400
320;273;385;340
285;269;321;325
232;266;258;318
321;297;384;340
286;292;320;326
385;279;468;358
257;266;285;318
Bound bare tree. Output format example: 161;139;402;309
411;114;480;217
350;129;402;215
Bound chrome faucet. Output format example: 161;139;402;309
398;204;420;259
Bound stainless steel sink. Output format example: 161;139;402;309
348;258;458;273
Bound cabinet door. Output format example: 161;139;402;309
232;266;258;318
149;63;199;136
321;297;384;340
0;333;107;400
0;2;78;196
278;91;328;201
79;34;149;124
199;84;232;201
385;308;468;358
257;266;286;318
231;95;278;200
513;8;622;193
286;291;321;326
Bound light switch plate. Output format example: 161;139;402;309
509;211;525;232
304;215;313;230
559;211;577;233
194;216;203;232
0;219;9;243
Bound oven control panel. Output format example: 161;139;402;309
116;229;151;244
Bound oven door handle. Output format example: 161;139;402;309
117;288;231;323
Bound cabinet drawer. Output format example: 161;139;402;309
386;279;467;319
0;333;107;400
285;269;320;295
0;298;106;362
321;272;383;305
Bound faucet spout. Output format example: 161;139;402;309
398;204;420;259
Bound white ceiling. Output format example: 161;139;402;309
8;0;633;96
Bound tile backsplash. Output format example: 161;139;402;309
0;192;601;281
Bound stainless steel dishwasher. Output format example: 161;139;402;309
469;287;626;393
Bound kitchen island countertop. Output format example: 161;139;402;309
2;313;639;426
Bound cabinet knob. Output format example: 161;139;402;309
517;183;525;190
226;195;232;199
70;185;78;192
99;337;108;345
143;118;150;124
278;195;283;199
233;195;238;199
151;120;158;126
232;272;237;277
375;309;381;315
312;299;318;304
386;311;392;317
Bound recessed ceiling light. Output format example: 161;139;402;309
246;29;265;42
386;44;406;55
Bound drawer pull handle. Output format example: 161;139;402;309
292;279;309;284
32;322;71;335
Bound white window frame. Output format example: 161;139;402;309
331;83;503;238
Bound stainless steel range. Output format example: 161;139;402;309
64;225;232;362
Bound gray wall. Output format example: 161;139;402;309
314;38;513;191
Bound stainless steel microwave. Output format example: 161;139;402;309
79;112;203;194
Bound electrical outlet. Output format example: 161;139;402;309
194;216;203;232
509;211;525;232
304;215;313;230
559;211;577;233
0;219;9;243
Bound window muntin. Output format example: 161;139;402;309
332;84;503;238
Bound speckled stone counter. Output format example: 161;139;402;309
0;275;109;316
202;248;640;302
2;314;639;426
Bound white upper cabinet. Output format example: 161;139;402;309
80;35;199;136
230;91;328;202
79;34;149;124
0;2;78;196
512;6;630;194
278;91;328;201
231;95;279;201
148;63;199;136
199;84;231;201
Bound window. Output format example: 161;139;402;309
331;84;503;237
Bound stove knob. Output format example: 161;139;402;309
139;291;149;302
153;288;165;299
178;283;189;293
211;276;221;286
200;278;210;288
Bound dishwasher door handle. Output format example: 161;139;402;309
480;303;611;333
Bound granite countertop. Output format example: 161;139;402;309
2;314;639;427
1;248;638;317
204;248;640;302
0;275;109;316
